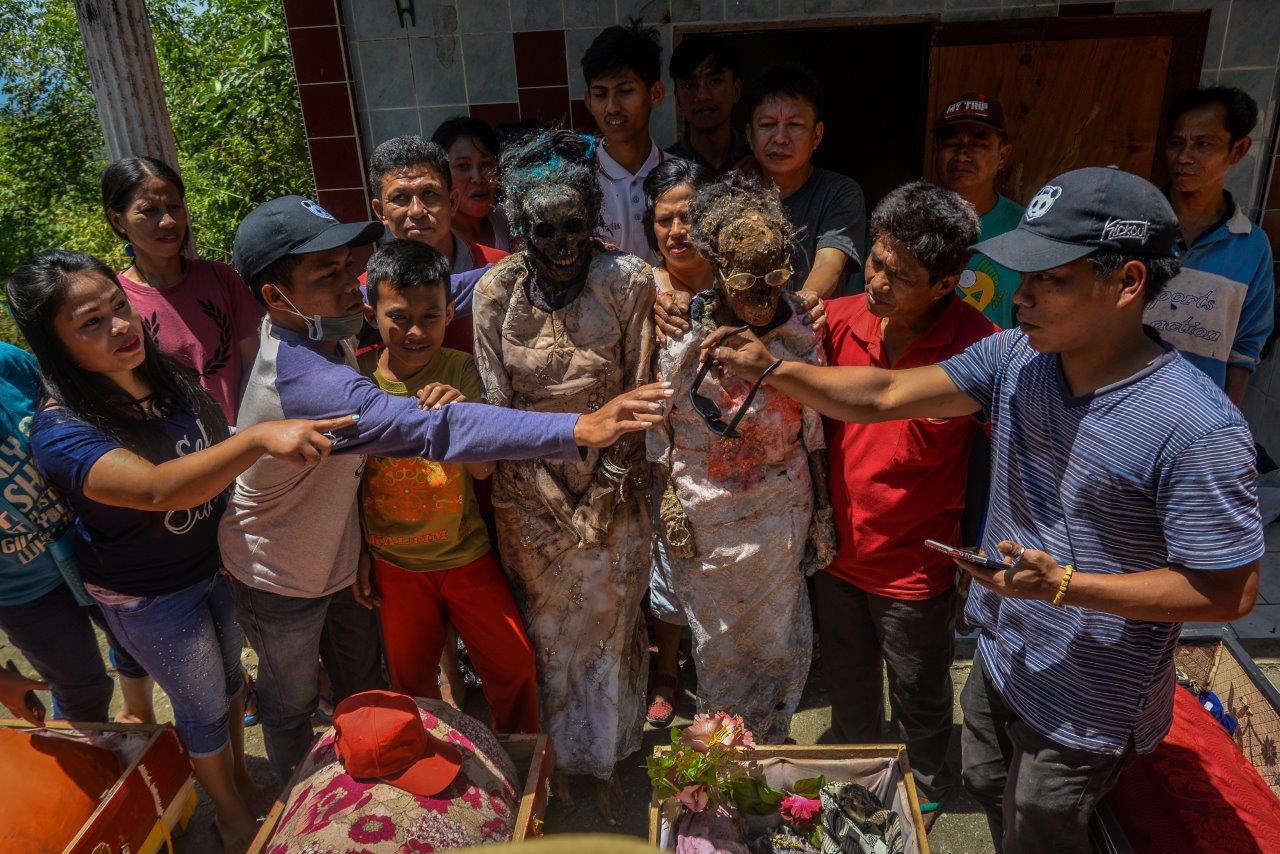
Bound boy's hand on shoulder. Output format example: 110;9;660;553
416;383;467;410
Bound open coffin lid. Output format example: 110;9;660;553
655;749;925;854
0;720;196;854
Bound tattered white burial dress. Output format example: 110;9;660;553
648;305;826;744
473;250;654;778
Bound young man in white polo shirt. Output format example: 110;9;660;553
582;22;674;266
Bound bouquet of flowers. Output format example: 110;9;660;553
647;712;827;849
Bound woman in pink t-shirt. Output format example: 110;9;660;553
102;156;265;730
102;157;263;426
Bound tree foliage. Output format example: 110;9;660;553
0;0;314;346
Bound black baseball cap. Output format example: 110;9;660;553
972;166;1179;273
232;195;383;283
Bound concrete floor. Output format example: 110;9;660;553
14;635;1278;854
5;516;1278;852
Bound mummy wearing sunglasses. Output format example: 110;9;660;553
646;175;836;744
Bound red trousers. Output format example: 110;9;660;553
373;551;539;734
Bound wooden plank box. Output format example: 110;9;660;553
249;732;554;852
648;743;931;854
0;719;198;854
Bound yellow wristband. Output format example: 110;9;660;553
1051;564;1075;607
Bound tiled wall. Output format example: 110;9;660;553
281;0;370;225
320;0;1280;216
283;0;1280;443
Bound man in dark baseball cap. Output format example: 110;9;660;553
221;195;673;782
974;165;1179;272
932;92;1006;135
699;164;1261;853
233;195;383;341
233;195;383;285
967;165;1184;356
932;93;1023;333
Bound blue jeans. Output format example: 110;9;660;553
0;582;113;721
95;573;244;757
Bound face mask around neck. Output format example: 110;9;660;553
276;289;365;342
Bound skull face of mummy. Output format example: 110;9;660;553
714;212;790;327
521;186;594;289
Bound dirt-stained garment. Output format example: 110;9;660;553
473;250;655;779
648;305;826;744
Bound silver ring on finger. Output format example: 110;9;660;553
1011;545;1026;565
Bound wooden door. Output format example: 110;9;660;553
924;12;1209;204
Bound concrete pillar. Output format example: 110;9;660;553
74;0;179;166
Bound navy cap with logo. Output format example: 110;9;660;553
232;195;384;284
971;166;1179;273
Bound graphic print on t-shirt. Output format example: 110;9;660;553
0;415;70;565
958;257;1002;316
143;297;235;380
166;417;217;535
361;456;465;547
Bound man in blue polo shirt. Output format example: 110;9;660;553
1145;86;1274;405
703;166;1263;854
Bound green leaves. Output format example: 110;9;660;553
0;0;314;346
792;775;826;797
728;775;785;816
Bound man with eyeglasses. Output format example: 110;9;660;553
807;182;998;828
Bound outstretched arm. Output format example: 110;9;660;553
73;416;355;512
702;326;980;423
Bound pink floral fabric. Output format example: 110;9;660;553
267;699;520;852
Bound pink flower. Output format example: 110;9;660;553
676;784;710;812
680;712;756;754
348;813;396;844
779;794;821;826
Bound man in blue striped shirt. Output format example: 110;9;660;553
703;167;1263;853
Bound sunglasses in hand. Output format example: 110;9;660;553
689;325;784;438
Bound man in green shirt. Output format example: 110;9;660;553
933;93;1024;330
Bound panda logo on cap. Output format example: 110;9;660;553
301;199;337;222
1025;185;1062;221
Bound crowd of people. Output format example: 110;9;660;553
0;20;1273;854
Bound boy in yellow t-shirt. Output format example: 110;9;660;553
357;238;537;733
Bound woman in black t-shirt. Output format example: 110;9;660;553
8;249;352;851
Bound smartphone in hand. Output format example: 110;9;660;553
924;540;1010;571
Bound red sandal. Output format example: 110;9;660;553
646;673;679;727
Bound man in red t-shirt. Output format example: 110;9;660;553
819;182;998;821
359;135;508;354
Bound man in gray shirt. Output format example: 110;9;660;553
746;66;865;298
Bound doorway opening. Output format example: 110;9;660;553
679;21;934;211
